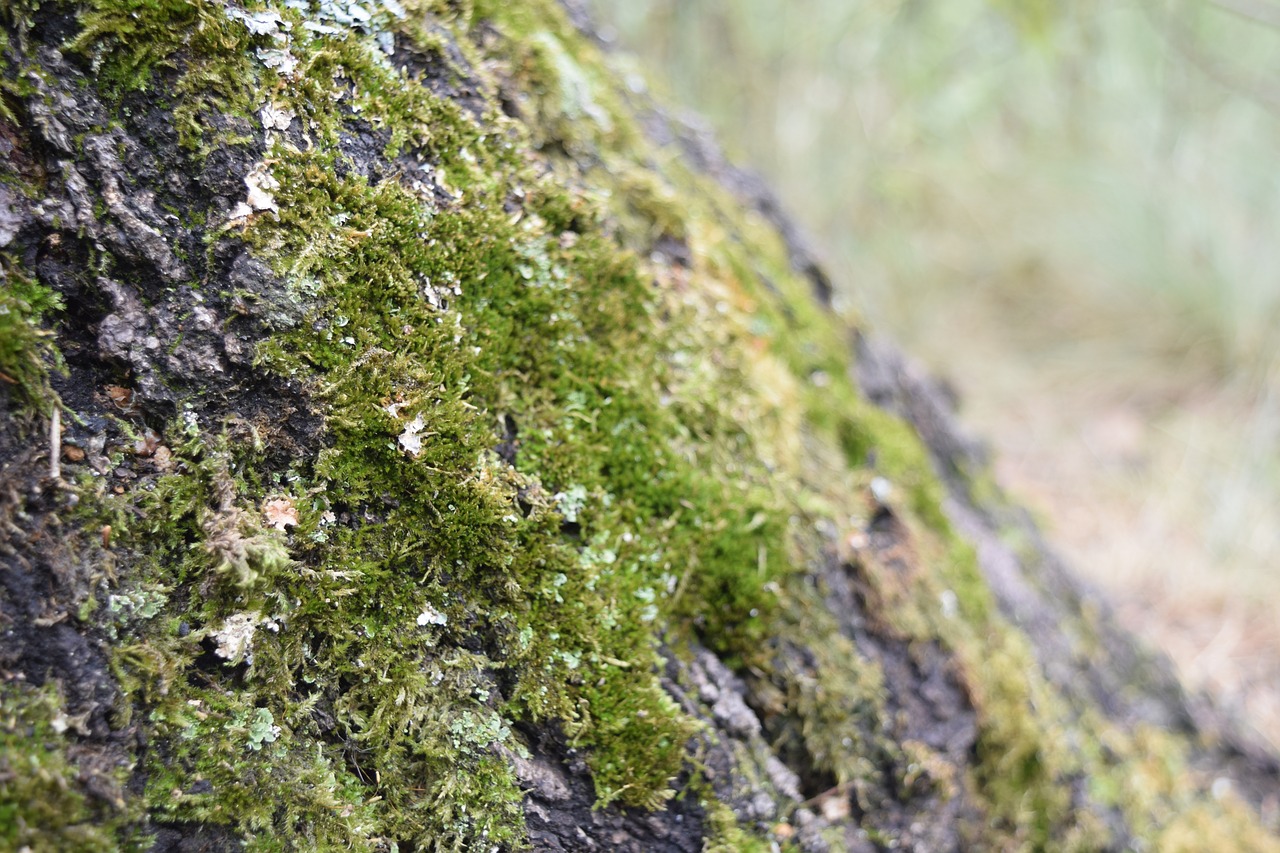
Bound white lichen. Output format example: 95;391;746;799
228;163;281;223
50;708;92;736
260;102;295;132
107;587;167;621
397;412;428;456
257;46;300;77
415;605;447;627
245;708;281;751
213;612;261;664
226;7;289;38
554;484;588;522
263;496;299;530
870;476;893;504
245;164;280;212
281;0;407;54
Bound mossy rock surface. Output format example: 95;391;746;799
1;1;1278;850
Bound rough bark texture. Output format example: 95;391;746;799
2;1;1279;851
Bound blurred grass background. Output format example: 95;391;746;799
588;0;1280;744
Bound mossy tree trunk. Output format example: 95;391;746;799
1;1;1277;851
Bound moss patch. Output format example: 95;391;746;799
9;0;1279;849
0;683;135;852
0;254;64;417
69;0;262;148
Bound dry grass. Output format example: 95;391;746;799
591;0;1280;746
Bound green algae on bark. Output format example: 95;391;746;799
1;0;1279;850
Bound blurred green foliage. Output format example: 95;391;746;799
591;0;1280;381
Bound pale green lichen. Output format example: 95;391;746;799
244;707;281;751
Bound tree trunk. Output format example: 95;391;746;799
1;1;1277;850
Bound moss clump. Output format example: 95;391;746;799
1;0;41;121
22;0;1280;848
64;0;790;842
0;255;64;416
70;0;264;147
701;800;779;853
0;683;133;852
1084;723;1280;853
750;584;889;794
108;427;532;850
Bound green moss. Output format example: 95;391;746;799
1158;802;1280;853
0;683;136;852
70;0;264;148
35;0;1280;847
965;635;1080;847
759;583;888;792
0;254;64;417
233;135;779;811
0;0;41;123
106;426;532;849
68;1;795;842
834;398;951;531
701;800;778;853
1084;722;1280;853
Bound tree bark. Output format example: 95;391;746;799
1;1;1277;851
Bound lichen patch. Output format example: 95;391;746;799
212;612;261;664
